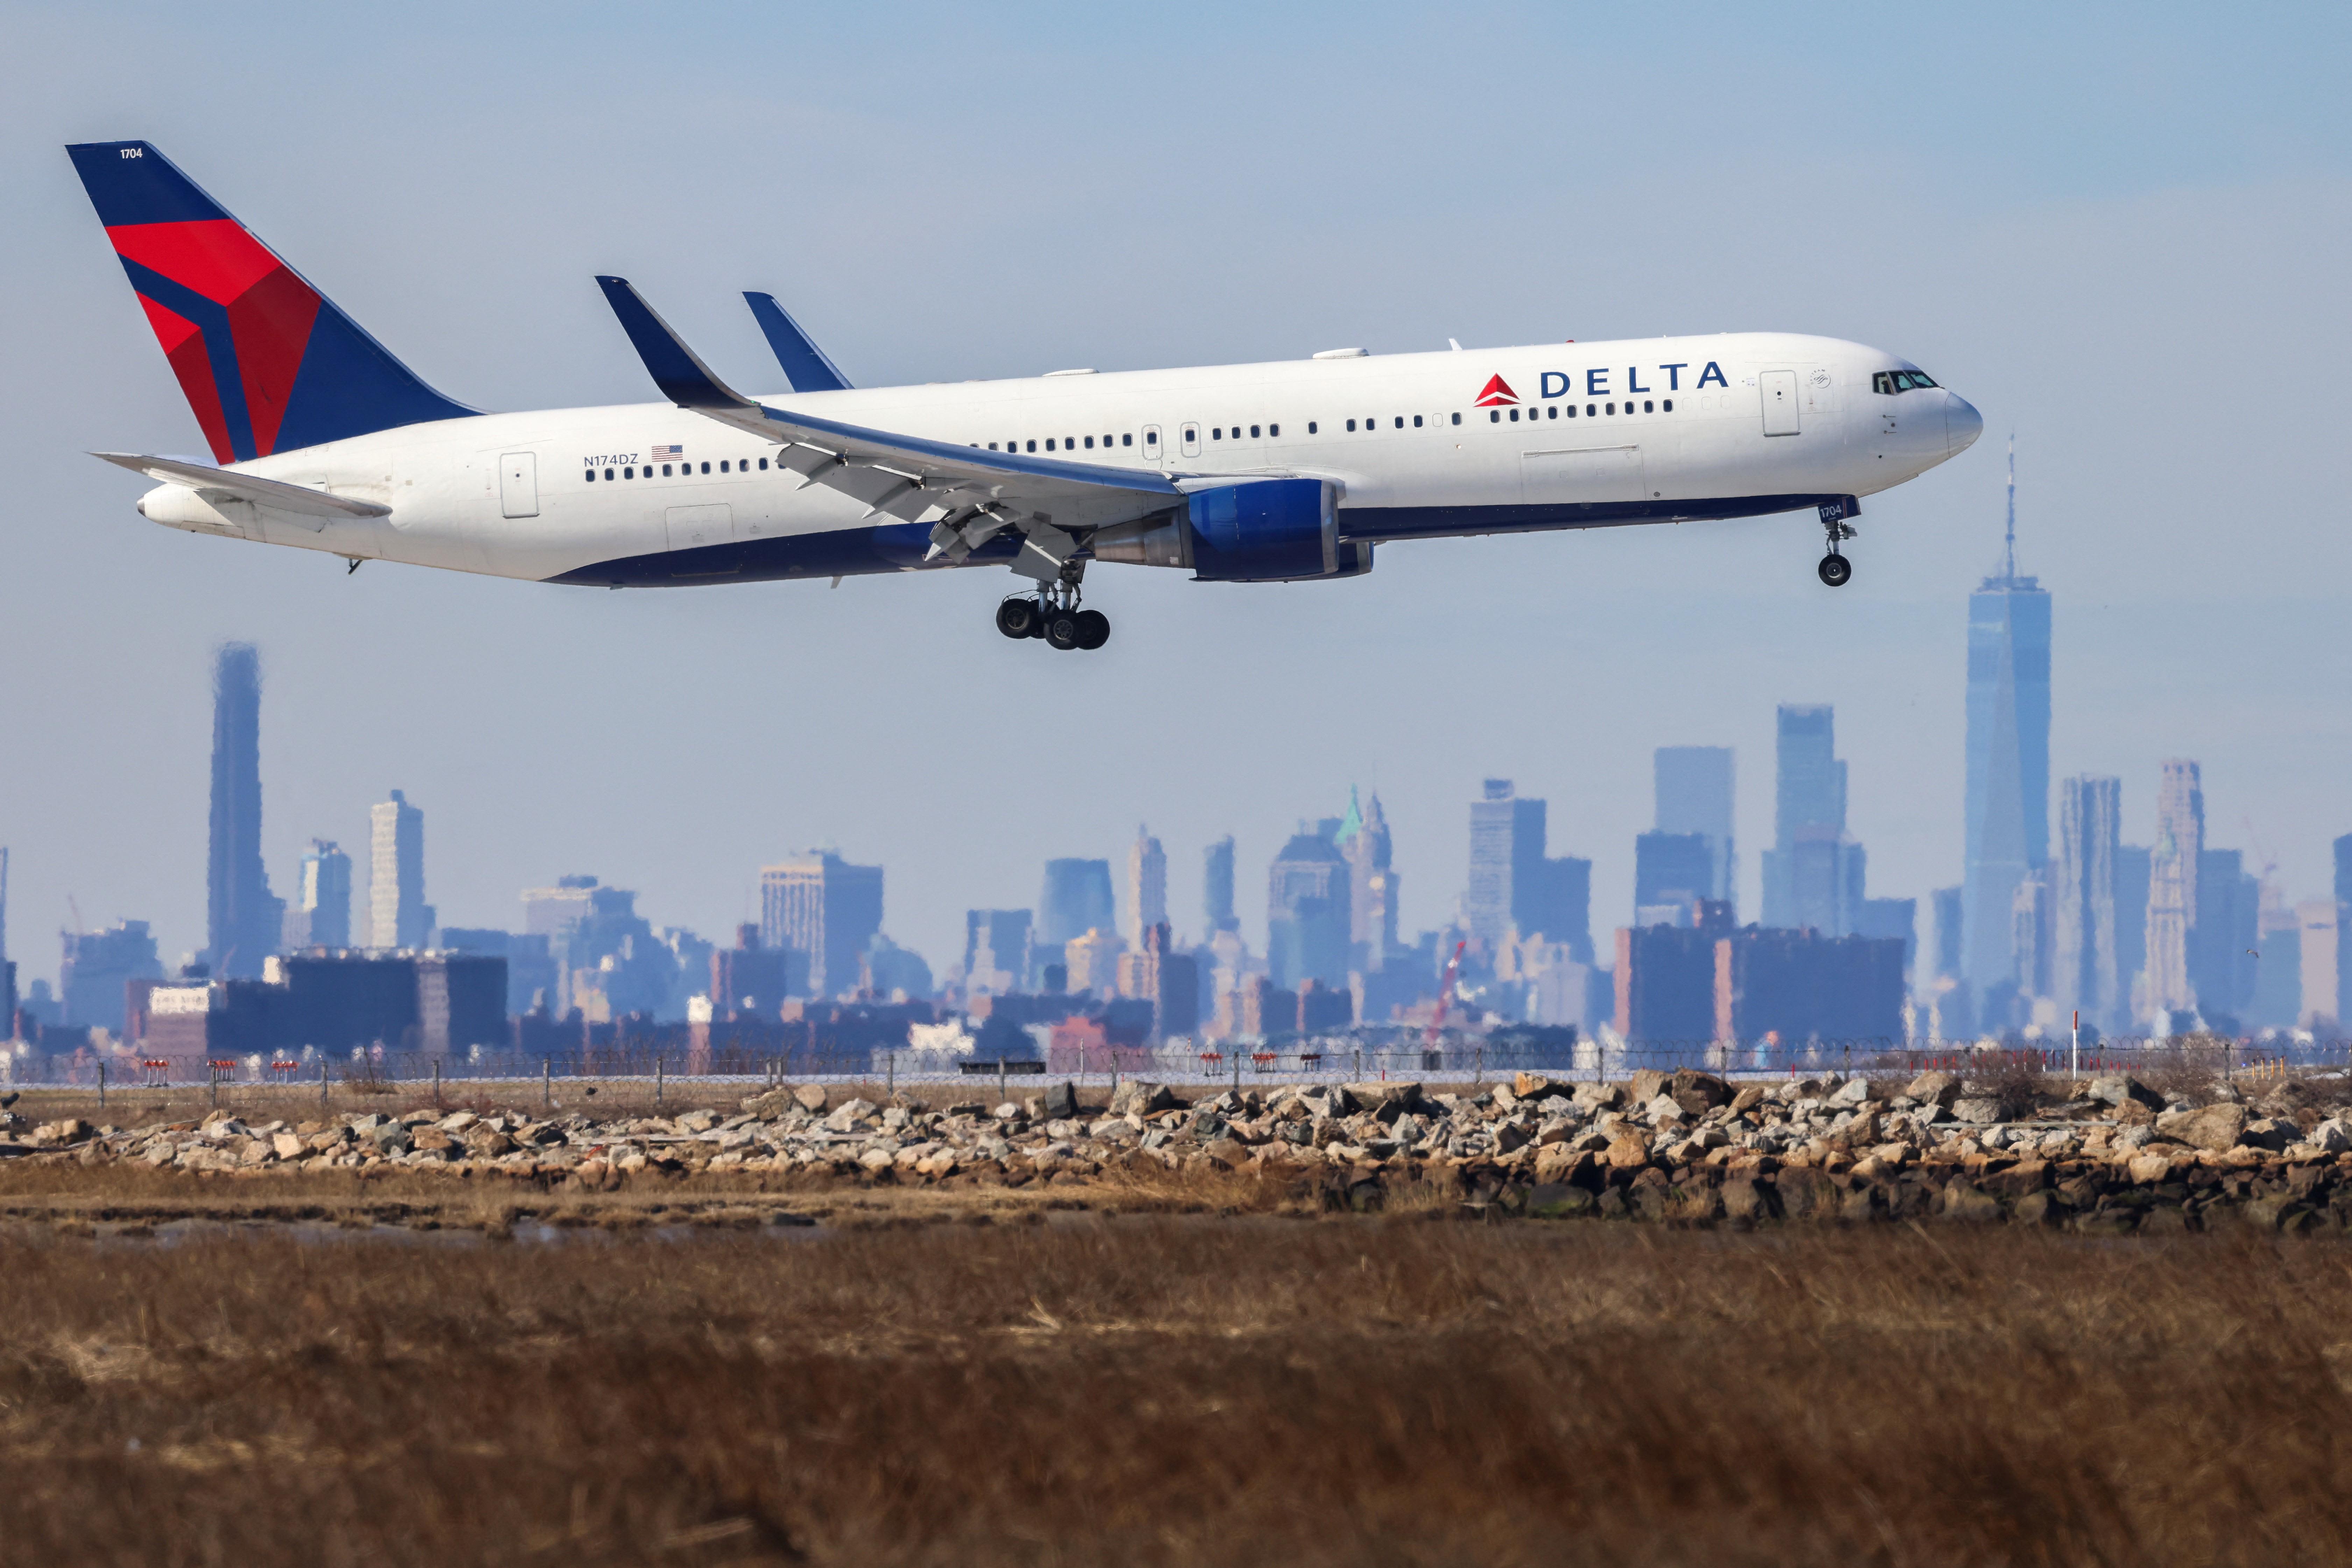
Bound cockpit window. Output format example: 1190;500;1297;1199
1872;369;1941;394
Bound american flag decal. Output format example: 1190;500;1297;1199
652;444;683;459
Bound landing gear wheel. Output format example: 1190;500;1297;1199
1073;609;1110;651
1044;610;1083;650
1818;553;1852;588
996;597;1041;639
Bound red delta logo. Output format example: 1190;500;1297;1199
1474;374;1518;406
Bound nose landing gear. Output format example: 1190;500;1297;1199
997;581;1110;651
1816;496;1860;588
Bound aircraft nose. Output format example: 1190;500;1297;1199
1946;392;1984;456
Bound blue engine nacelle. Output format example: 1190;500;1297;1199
1090;478;1373;581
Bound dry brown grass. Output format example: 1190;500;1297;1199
5;1215;2352;1565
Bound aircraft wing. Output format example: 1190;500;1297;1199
90;452;392;518
596;277;1185;577
743;292;853;392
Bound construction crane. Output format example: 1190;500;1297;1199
1425;939;1468;1047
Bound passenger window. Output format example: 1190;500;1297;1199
1662;400;1672;413
1211;428;1221;440
1122;433;1133;446
661;464;672;476
1544;407;1556;420
1144;430;1158;446
1509;408;1520;421
1490;410;1500;423
1250;424;1260;438
1606;403;1616;415
1346;419;1356;432
1084;436;1094;449
722;460;731;473
1268;423;1279;437
1308;421;1318;434
1586;404;1595;417
701;462;711;474
1026;440;1036;453
1450;412;1460;425
1046;439;1055;450
624;466;635;479
585;471;595;483
603;469;614;480
1412;414;1423;428
759;457;769;469
1644;401;1653;413
1566;405;1577;418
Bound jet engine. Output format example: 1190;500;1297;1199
1090;478;1372;582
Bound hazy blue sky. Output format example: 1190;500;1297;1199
3;2;2348;984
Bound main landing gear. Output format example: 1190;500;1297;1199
997;583;1110;651
1816;497;1860;588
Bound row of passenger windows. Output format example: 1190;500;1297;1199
1492;399;1670;421
591;398;1685;482
587;458;771;481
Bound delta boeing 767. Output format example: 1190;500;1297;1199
70;140;1982;651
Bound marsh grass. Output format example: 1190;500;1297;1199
4;1217;2352;1565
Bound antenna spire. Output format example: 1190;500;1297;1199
2003;434;2018;580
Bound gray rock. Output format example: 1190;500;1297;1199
1109;1080;1177;1116
1950;1098;2002;1125
2086;1075;2164;1112
823;1098;878;1133
1042;1081;1079;1120
2311;1118;2352;1154
2241;1115;2295;1152
1903;1071;1962;1107
2155;1102;2247;1152
1643;1093;1685;1123
1571;1082;1624;1112
1828;1078;1874;1107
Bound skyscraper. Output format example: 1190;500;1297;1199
1334;787;1397;968
1267;831;1350;991
2191;848;2259;1024
1654;746;1735;906
1634;832;1716;923
2052;776;2121;1028
1761;705;1865;935
1122;826;1167;947
1204;837;1238;935
761;851;884;999
206;643;282;977
1466;780;1590;958
962;909;1032;994
288;839;353;950
1961;443;2052;989
2143;759;2204;1016
1039;858;1115;946
368;789;430;950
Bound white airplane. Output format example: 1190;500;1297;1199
71;140;1981;651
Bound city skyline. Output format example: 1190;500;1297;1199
6;12;2351;998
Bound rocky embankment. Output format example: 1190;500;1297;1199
6;1067;2351;1230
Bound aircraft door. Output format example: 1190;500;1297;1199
1141;425;1163;464
1180;422;1202;458
498;452;540;517
1760;371;1800;436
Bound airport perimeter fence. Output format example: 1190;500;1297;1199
4;1033;2338;1109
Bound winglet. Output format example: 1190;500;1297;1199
743;292;852;392
595;276;756;412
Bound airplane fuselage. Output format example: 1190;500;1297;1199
135;330;1979;587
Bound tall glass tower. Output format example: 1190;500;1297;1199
1961;441;2052;990
206;643;281;978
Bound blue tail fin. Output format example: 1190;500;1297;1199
744;292;852;392
66;139;476;462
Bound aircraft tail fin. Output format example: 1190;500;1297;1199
744;292;852;392
66;140;476;463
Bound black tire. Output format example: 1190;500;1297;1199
996;598;1039;639
1044;611;1083;650
1074;609;1110;650
1818;553;1852;588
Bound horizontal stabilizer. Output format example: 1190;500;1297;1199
744;292;852;392
91;452;391;518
